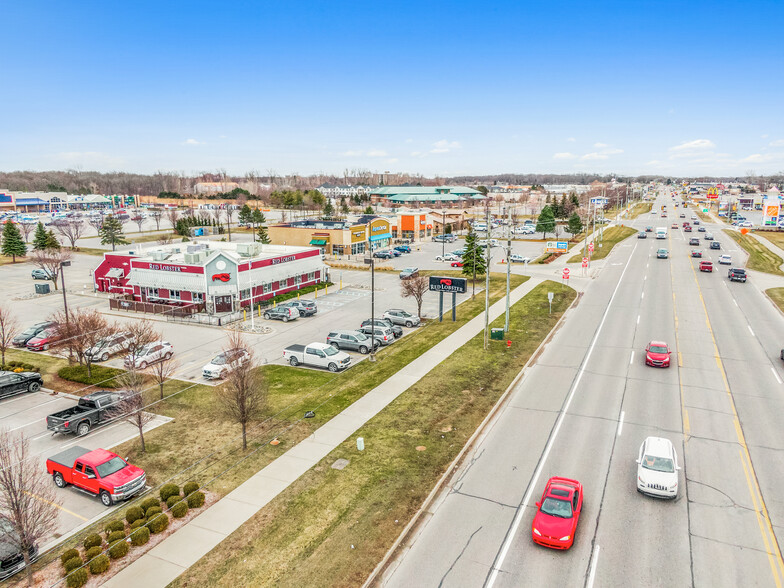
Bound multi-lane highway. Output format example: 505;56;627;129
380;193;784;587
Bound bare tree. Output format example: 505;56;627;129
165;207;179;230
87;213;104;234
157;233;173;245
51;309;116;375
54;219;86;249
0;305;19;365
0;429;60;586
149;208;163;231
18;222;35;243
29;249;72;291
124;319;160;366
222;206;235;242
217;331;264;450
146;352;178;400
111;372;155;453
131;215;145;233
401;275;429;318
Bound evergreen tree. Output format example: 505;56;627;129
33;222;49;251
257;224;271;244
251;209;266;243
45;230;61;250
570;193;580;208
1;222;27;262
322;202;335;218
340;198;350;216
364;205;374;215
536;206;556;238
445;223;453;235
461;230;487;281
99;216;128;251
567;213;584;236
238;204;252;226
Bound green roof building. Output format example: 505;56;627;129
369;186;485;208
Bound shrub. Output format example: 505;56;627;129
84;546;103;561
166;495;181;509
58;365;122;388
107;530;126;544
146;512;170;534
182;481;199;496
171;501;188;518
130;525;151;546
61;548;80;566
130;517;147;530
63;556;83;573
145;505;162;519
187;491;205;509
89;553;110;574
125;505;144;524
66;567;89;588
108;540;129;559
140;497;161;512
105;520;125;536
83;533;102;550
159;483;180;502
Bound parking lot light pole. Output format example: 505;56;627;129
60;261;71;319
442;209;446;260
365;224;376;362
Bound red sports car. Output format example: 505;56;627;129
451;261;464;267
531;476;583;550
645;341;671;367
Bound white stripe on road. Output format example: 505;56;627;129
587;544;601;588
617;412;625;436
641;292;644;300
629;351;634;364
772;367;782;385
748;325;755;337
636;315;640;324
9;418;44;432
733;299;738;306
486;242;638;588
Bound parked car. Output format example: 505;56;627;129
399;267;419;279
85;332;134;362
394;245;411;253
123;340;174;369
435;253;459;262
636;437;680;499
264;305;300;322
389;249;402;257
0;519;39;580
383;309;420;327
373;250;394;259
739;221;753;228
282;342;351;372
280;300;317;317
451;261;464;267
509;254;532;263
728;268;747;283
0;370;44;399
361;318;403;338
202;348;251;379
531;476;583;550
31;268;53;280
656;248;669;259
645;341;671;367
46;447;146;507
688;237;700;246
12;321;56;348
26;328;57;352
699;260;713;272
326;330;380;354
433;234;456;243
358;324;396;345
46;391;123;436
718;254;732;265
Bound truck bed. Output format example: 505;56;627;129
284;344;305;353
48;406;90;421
46;446;90;468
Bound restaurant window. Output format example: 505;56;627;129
145;287;159;297
240;289;250;299
192;292;204;302
295;275;302;285
170;290;181;300
307;272;315;281
262;283;271;294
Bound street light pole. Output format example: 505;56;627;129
365;223;376;362
483;205;491;350
442;209;446;260
504;207;511;333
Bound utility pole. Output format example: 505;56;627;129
504;207;511;332
483;205;491;350
442;209;446;260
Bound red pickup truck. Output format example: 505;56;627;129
46;447;146;507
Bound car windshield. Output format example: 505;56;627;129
211;354;228;365
641;455;675;473
541;497;573;518
96;456;128;478
649;345;668;354
355;332;369;341
21;327;38;337
323;346;339;356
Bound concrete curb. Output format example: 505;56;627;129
363;290;581;588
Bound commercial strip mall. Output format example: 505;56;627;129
93;241;327;314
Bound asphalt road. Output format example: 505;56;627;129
381;191;784;587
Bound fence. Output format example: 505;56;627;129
109;297;205;318
166;311;242;326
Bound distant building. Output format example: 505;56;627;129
369;186;484;208
316;183;373;199
268;216;393;255
194;182;240;195
0;191;114;212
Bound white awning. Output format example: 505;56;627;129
126;269;206;291
242;257;323;286
106;267;124;278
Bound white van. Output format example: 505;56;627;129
656;227;667;239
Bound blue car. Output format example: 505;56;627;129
394;245;411;253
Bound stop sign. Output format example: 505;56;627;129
588;242;594;252
562;268;570;279
582;257;588;267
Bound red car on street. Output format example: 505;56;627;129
645;341;671;367
531;476;583;550
699;260;713;272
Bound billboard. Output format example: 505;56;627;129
706;187;719;199
429;276;467;294
763;199;780;226
545;241;569;253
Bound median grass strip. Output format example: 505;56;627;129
629;202;653;218
171;280;575;588
765;288;784;314
567;225;636;263
754;230;784;253
724;229;784;276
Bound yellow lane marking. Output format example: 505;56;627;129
688;261;784;586
668;242;690;440
24;490;89;521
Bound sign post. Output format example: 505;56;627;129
429;276;468;322
548;291;554;314
562;268;570;283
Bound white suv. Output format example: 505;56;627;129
202;348;250;379
124;341;174;370
85;332;134;362
383;309;420;328
636;437;680;498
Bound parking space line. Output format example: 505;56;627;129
24;490;89;521
772;367;782;385
748;325;755;337
616;412;625;436
9;418;44;432
629;351;634;364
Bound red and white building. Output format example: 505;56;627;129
93;241;327;314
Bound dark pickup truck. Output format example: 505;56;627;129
46;391;123;436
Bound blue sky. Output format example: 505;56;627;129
2;1;783;177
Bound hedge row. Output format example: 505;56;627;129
58;364;123;388
0;361;40;372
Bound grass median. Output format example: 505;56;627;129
629;202;653;218
171;280;576;588
766;288;784;314
723;229;784;276
567;225;636;263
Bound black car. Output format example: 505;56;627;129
12;321;57;348
728;268;747;283
0;518;38;580
281;300;318;316
710;241;721;250
360;318;403;338
0;370;44;400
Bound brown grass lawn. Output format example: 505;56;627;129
567;226;636;263
766;288;784;314
724;230;784;276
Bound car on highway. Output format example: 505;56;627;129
30;268;53;280
638;231;647;239
645;341;671;367
326;330;380;354
699;260;713;272
264;305;300;322
383;309;420;327
684;225;692;232
656;248;669;259
12;321;57;348
693;219;700;225
451;261;464;267
85;332;134;362
704;233;713;240
636;437;680;499
698;226;706;232
509;254;531;263
709;241;721;250
531;476;583;550
280;300;318;317
691;250;702;258
123;340;174;369
0;518;39;580
435;253;459;262
671;223;678;229
399;267;419;279
202;348;251;379
645;226;653;232
728;268;747;283
718;254;732;265
0;370;44;399
373;250;394;259
679;213;685;218
26;328;57;352
361;318;402;338
688;237;700;246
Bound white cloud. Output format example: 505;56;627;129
581;152;608;161
405;138;413;143
553;152;577;160
593;142;608;148
430;139;461;154
566;137;576;142
646;160;663;166
741;152;784;163
366;149;388;158
769;139;784;147
340;150;363;157
181;138;205;146
761;134;769;139
669;139;715;152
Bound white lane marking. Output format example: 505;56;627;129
9;418;43;432
636;315;640;324
587;544;601;588
644;275;647;280
617;412;625;436
733;299;738;307
772;367;782;385
641;292;645;300
748;325;755;337
629;351;635;364
486;242;638;588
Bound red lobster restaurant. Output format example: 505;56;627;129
93;241;327;315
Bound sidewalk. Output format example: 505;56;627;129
103;276;546;588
